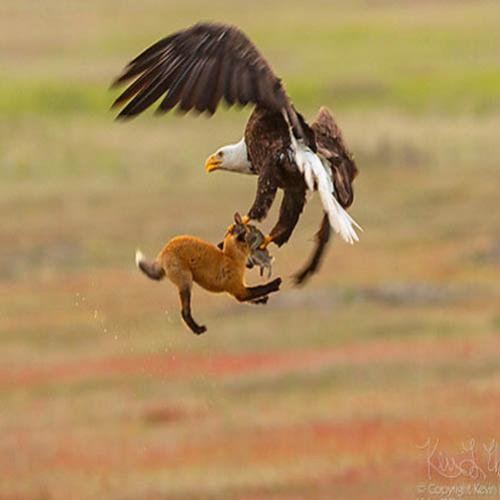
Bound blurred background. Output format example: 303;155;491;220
1;0;499;498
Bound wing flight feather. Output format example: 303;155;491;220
111;22;289;119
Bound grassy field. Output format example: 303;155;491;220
1;1;500;498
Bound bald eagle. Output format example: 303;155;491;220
111;22;360;284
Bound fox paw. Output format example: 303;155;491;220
272;277;282;291
250;296;269;305
193;325;207;335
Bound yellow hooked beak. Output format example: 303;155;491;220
204;154;221;173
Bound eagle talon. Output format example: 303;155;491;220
259;235;273;249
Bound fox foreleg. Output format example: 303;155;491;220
234;278;282;303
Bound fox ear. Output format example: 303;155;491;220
234;212;242;225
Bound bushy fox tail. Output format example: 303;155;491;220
135;250;165;281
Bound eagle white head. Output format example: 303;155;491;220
204;139;254;175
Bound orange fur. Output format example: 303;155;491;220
136;214;281;334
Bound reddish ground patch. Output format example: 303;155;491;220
142;404;199;425
0;334;494;389
3;414;495;483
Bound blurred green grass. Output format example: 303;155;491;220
1;0;499;118
1;0;500;499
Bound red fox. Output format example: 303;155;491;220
135;213;282;334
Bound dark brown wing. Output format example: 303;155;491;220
311;107;358;208
111;22;290;119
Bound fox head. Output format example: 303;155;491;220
228;212;248;243
225;214;273;274
227;213;264;248
222;213;253;261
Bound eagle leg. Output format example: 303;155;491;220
293;213;331;285
246;169;278;222
268;188;306;247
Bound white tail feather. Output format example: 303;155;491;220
291;136;362;244
304;163;315;191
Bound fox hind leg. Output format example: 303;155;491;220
164;261;206;335
179;287;206;335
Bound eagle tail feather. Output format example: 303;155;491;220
291;136;362;244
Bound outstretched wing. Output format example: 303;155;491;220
311;107;358;208
111;22;290;119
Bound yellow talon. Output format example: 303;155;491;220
241;215;250;224
259;235;273;249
